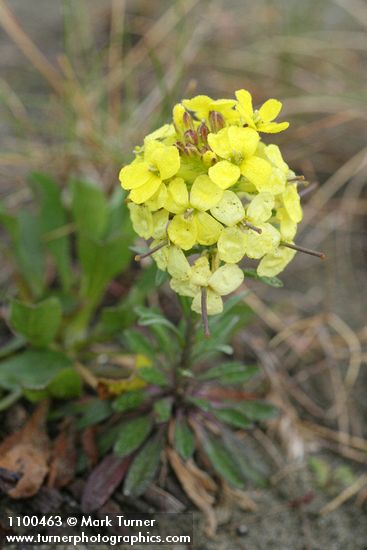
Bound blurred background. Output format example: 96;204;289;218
0;0;366;545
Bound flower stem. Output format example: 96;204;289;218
282;242;325;259
201;287;210;338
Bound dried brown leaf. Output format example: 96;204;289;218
0;401;50;498
167;447;217;537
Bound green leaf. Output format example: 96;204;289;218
236;401;278;421
71;179;108;239
114;415;153;457
244;268;283;288
0;336;26;359
201;430;245;488
212;408;253;429
222;428;268;487
29;172;72;291
123;330;155;357
186;396;212;412
78;232;131;303
138;367;169;387
174;417;195;461
0;349;72;391
153;398;172;422
198;363;259;384
9;297;62;347
75;398;113;430
113;390;146;413
16;210;45;298
135;306;181;337
123;431;164;496
47;368;82;399
99;303;136;336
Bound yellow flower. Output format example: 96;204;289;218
235;89;289;133
282;184;303;223
246;193;274;223
182;95;239;124
217;226;247;263
170;257;244;315
164;174;224;249
210;190;245;226
243;223;281;259
119;140;180;204
257;247;296;277
207;126;273;191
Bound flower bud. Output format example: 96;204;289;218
183;110;195;130
184;129;198;146
184;143;199;157
198;121;209;144
209;110;225;133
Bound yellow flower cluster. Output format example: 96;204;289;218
119;90;303;317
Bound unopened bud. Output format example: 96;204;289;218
183;111;194;130
209;111;225;133
184;129;198;145
198;121;209;144
184;143;199;157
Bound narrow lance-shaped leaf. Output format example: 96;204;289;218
198;362;259;384
123;430;165;496
114;415;153;458
174;417;195;461
200;429;245;488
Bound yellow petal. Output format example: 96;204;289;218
191;288;223;315
207;128;232;159
243;223;280;259
152;209;169;240
167;246;191;280
128;203;153;239
151;241;169;271
190;256;211;286
119;160;151;190
190;175;223;211
209;264;244;296
246;192;274;223
227;126;259;158
257;121;289;133
168;213;197;250
277;207;298;241
240;156;272;191
217;226;247;263
210;190;245;226
282;185;303;223
129;174;162;204
170;277;198;298
264;144;289;173
194;212;223;246
257;247;296;277
172;103;186;131
152;145;180;180
182;95;213;119
235;89;255;127
258;99;282;122
145;123;176;143
208;160;241;189
145;183;168;211
164;177;189;214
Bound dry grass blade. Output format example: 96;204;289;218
319;474;367;516
0;0;64;95
327;313;362;388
